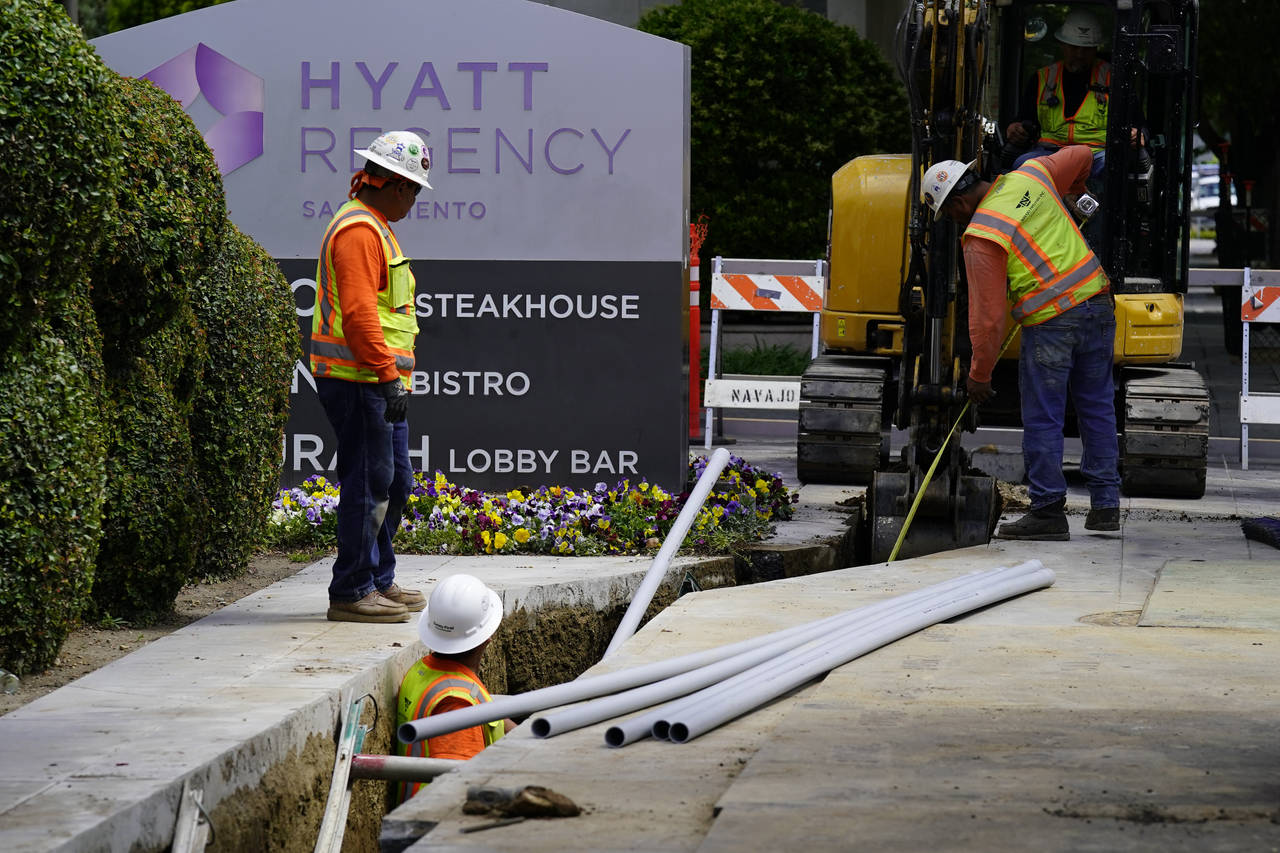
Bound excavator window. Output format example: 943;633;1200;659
995;1;1194;293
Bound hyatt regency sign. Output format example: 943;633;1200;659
93;0;691;491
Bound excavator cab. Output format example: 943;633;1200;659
798;0;1206;562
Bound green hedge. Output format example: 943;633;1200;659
0;315;108;674
93;312;206;619
0;0;124;351
190;223;300;579
0;0;299;655
88;74;224;621
93;76;226;360
0;0;123;673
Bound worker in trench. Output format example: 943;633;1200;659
923;145;1121;541
395;574;516;802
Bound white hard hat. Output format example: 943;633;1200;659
418;574;502;654
921;158;978;214
354;130;433;189
1056;9;1103;48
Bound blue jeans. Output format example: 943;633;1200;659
1019;296;1120;511
315;377;412;603
1013;145;1106;180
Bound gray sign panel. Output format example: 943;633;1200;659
283;258;688;491
93;0;691;492
92;0;689;263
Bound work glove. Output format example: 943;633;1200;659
376;379;409;424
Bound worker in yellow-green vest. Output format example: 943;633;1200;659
922;146;1120;542
396;574;515;802
310;130;430;624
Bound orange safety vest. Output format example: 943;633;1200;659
309;199;418;387
395;657;504;802
963;158;1108;326
1035;60;1111;150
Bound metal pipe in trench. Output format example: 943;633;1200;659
601;446;732;660
533;562;1042;741
664;565;1056;744
605;560;1048;747
349;754;461;782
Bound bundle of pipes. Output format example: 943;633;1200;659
399;560;1053;748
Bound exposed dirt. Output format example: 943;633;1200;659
0;554;307;716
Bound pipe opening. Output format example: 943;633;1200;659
396;722;417;744
651;720;671;740
668;722;690;743
604;727;626;748
530;717;552;738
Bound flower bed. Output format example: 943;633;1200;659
268;454;797;557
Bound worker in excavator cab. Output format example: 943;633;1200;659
1002;8;1146;245
395;574;515;802
923;146;1121;541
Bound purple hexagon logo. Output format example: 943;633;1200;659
142;43;264;175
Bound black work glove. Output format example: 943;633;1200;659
376;379;409;423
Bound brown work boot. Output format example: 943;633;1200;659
327;590;411;623
379;583;426;612
1085;507;1120;531
997;499;1069;541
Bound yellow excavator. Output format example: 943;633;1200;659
798;0;1208;561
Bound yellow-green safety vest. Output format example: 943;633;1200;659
1036;60;1111;150
395;657;504;802
963;157;1107;326
310;199;419;387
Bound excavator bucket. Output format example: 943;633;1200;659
868;470;1000;563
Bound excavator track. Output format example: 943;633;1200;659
1120;365;1210;498
796;355;890;484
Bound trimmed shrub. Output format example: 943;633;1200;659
0;0;124;351
93;76;226;361
190;223;300;579
93;309;207;620
639;0;910;265
0;313;108;674
89;74;223;620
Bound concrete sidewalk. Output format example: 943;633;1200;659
384;445;1280;851
0;436;1278;852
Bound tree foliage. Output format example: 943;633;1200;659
1197;0;1280;265
639;0;910;266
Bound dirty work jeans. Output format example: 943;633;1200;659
315;377;412;603
1018;295;1120;511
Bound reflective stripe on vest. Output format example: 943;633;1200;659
394;660;504;802
1036;60;1111;150
309;199;419;386
963;158;1106;326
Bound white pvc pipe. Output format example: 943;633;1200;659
662;567;1055;744
601;446;732;660
609;561;1048;747
534;562;1042;742
400;564;885;744
664;565;1055;744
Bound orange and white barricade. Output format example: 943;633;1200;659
1239;267;1280;468
703;257;826;449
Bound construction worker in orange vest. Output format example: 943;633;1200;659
395;574;516;802
310;131;430;623
923;146;1121;541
